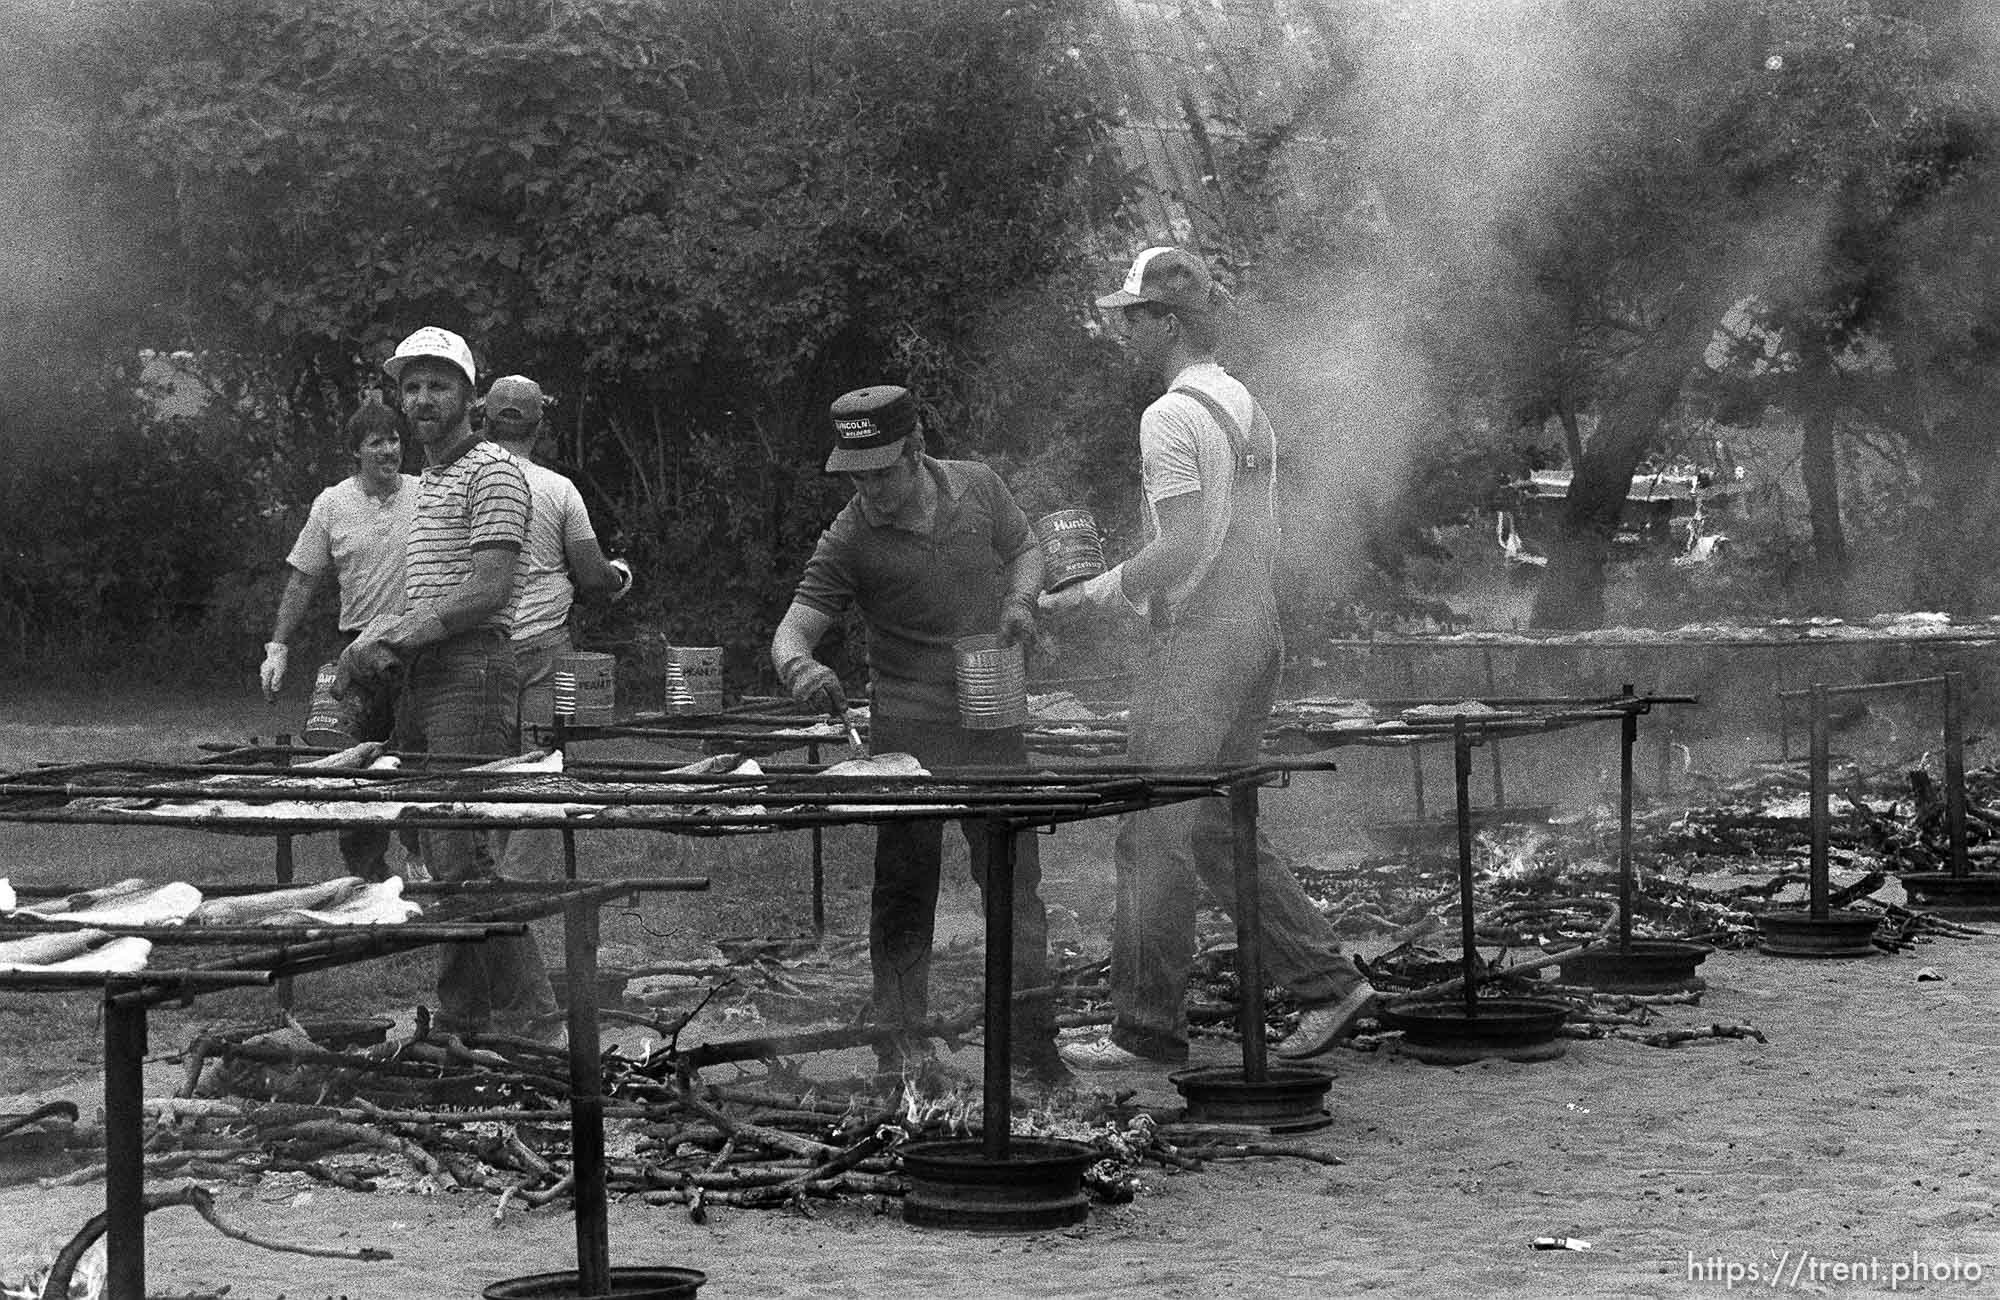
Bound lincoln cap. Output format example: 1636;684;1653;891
383;326;476;388
825;385;917;473
483;375;545;427
1095;246;1217;314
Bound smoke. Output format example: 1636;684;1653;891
0;0;155;465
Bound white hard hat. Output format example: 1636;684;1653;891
383;326;476;388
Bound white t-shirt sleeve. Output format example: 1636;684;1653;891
558;479;598;546
1139;397;1208;505
283;489;336;578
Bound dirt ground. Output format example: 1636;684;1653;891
4;688;2000;1297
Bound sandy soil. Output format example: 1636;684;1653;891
4;691;2000;1296
6;936;1999;1298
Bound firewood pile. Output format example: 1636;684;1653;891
48;1053;1335;1226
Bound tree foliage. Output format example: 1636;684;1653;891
2;0;1134;683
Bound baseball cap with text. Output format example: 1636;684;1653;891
383;326;476;388
1095;247;1218;315
825;385;917;473
483;375;545;428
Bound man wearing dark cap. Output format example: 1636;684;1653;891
770;385;1068;1088
339;327;557;1041
1040;247;1377;1072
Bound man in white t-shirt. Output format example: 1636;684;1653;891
479;375;632;887
258;397;417;880
1040;247;1376;1072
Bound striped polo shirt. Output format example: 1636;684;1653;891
406;439;530;635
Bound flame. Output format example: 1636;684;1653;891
1477;825;1555;882
1;1242;106;1300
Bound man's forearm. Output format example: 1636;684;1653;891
1002;545;1044;609
269;568;320;644
772;602;833;681
379;547;518;653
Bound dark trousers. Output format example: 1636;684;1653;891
333;657;404;881
867;713;1056;1063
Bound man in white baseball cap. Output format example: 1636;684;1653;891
1041;248;1377;1073
382;325;477;388
341;325;557;1040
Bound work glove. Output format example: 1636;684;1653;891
608;558;634;603
334;634;401;698
997;595;1038;650
258;642;289;700
1038;564;1142;618
781;657;846;717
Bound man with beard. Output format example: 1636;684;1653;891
259;395;417;881
338;326;556;1040
1039;248;1375;1073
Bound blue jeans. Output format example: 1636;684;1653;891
404;630;555;1034
1109;586;1362;1061
494;627;572;952
868;713;1056;1063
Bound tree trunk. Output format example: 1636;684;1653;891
1530;321;1712;629
1797;401;1847;608
1558;403;1585;471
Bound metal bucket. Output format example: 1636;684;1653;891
303;661;360;747
953;634;1028;731
552;651;616;725
663;645;725;714
1035;509;1106;592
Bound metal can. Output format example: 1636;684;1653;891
663;645;725;714
1035;509;1107;592
303;662;360;748
953;634;1029;731
552;651;617;725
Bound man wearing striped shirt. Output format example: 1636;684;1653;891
338;325;556;1040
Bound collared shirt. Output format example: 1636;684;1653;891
286;474;419;632
792;456;1034;721
509;459;600;642
406;439;530;635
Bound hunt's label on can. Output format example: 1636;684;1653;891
1036;508;1107;592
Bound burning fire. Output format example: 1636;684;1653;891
1;1242;106;1300
1476;825;1559;884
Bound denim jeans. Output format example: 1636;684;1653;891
867;713;1057;1064
404;630;555;1034
1109;583;1362;1061
494;627;572;952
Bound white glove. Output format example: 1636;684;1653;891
1038;564;1142;618
608;558;634;603
259;642;289;699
